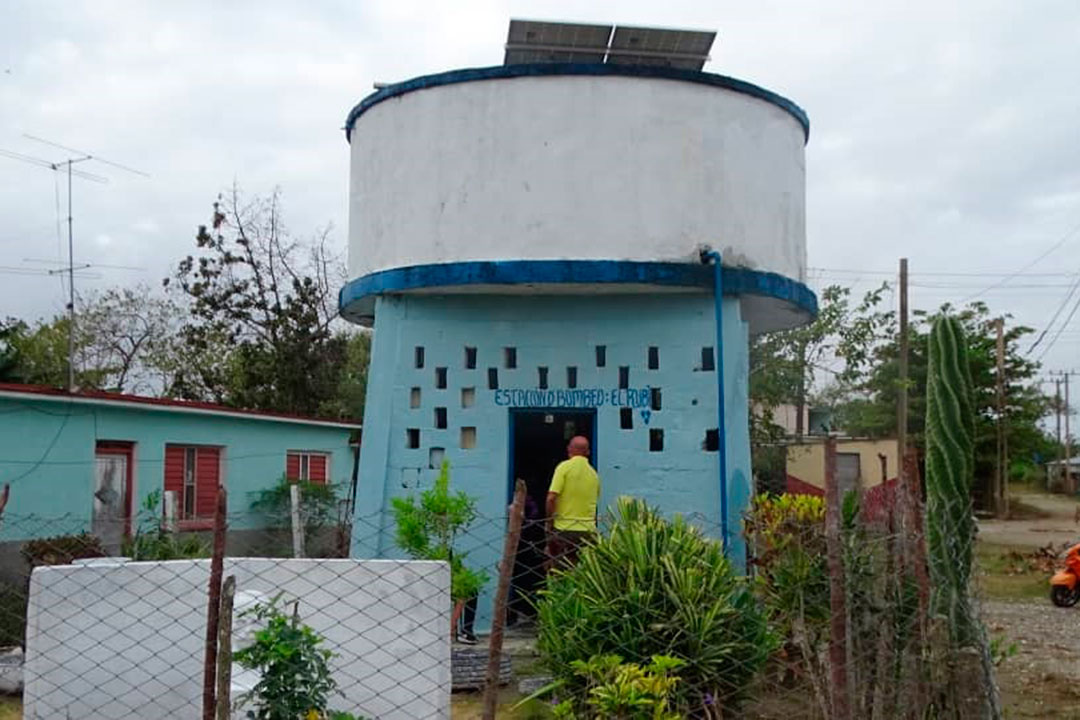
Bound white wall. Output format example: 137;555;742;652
24;558;449;720
348;74;807;282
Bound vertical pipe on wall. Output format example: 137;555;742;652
702;250;729;552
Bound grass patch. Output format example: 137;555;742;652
0;696;20;720
451;690;552;719
1007;498;1055;521
976;541;1053;601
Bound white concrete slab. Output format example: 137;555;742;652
24;557;449;719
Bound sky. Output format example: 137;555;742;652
3;0;1080;405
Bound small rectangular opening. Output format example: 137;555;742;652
460;427;477;449
648;346;659;370
504;347;517;369
406;428;420;449
595;345;606;368
464;346;477;369
429;447;445;469
538;366;549;390
488;368;499;390
701;347;715;372
618;366;629;389
409;387;421;409
649;428;664;452
434;407;447;429
414;346;425;369
566;366;578;388
651;387;662;411
704;429;719;452
620;407;633;430
461;387;475;408
435;367;447;389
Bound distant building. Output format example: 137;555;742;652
785;436;900;521
0;383;360;553
1046;456;1080;492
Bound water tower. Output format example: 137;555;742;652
341;20;815;574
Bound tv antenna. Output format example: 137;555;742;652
0;135;149;391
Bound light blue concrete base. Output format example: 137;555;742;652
352;292;753;624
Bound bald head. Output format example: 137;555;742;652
567;436;590;458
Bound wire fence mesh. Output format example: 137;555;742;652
0;482;1016;719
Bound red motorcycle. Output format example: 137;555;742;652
1050;542;1080;607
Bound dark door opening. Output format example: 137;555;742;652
507;409;595;625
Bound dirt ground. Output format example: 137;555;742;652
979;491;1080;717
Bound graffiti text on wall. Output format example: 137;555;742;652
493;388;651;409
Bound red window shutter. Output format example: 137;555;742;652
309;454;328;484
164;446;185;497
195;447;221;518
286;453;300;482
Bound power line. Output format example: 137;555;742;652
964;217;1080;300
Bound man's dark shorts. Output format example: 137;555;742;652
548;529;595;570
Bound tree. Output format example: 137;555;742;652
166;187;362;418
837;301;1054;497
749;285;892;488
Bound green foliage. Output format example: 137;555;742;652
251;477;342;530
549;654;685;720
750;284;892;445
390;461;489;603
122;490;210;561
536;498;774;714
744;493;829;634
837;302;1054;499
233;596;338;720
21;532;106;567
166;187;362;419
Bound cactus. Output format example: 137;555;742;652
924;315;1002;718
924;314;976;641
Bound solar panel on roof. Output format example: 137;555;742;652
504;19;716;70
504;20;612;65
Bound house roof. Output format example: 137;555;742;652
1046;456;1080;467
0;383;362;431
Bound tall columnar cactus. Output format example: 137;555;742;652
924;314;977;645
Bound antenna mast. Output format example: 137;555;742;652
1;135;148;391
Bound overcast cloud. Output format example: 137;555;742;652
3;0;1080;389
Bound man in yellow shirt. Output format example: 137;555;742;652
546;435;600;569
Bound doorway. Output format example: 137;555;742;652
507;409;596;624
93;441;134;555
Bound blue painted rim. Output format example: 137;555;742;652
344;63;809;143
338;260;818;326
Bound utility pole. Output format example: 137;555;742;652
1067;374;1072;493
897;258;909;487
1057;379;1065;491
994;318;1006;516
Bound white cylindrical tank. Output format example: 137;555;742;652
346;66;808;284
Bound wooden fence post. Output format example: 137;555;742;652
203;488;227;720
824;437;850;720
215;575;236;720
482;479;527;720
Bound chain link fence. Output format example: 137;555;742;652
0;472;1013;719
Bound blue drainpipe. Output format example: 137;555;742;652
701;249;729;554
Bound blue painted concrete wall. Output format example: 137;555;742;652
353;292;752;585
0;396;357;539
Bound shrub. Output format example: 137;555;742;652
391;461;488;603
550;654;685;720
22;532;106;567
233;595;369;720
536;498;774;715
743;493;829;636
123;490;210;561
